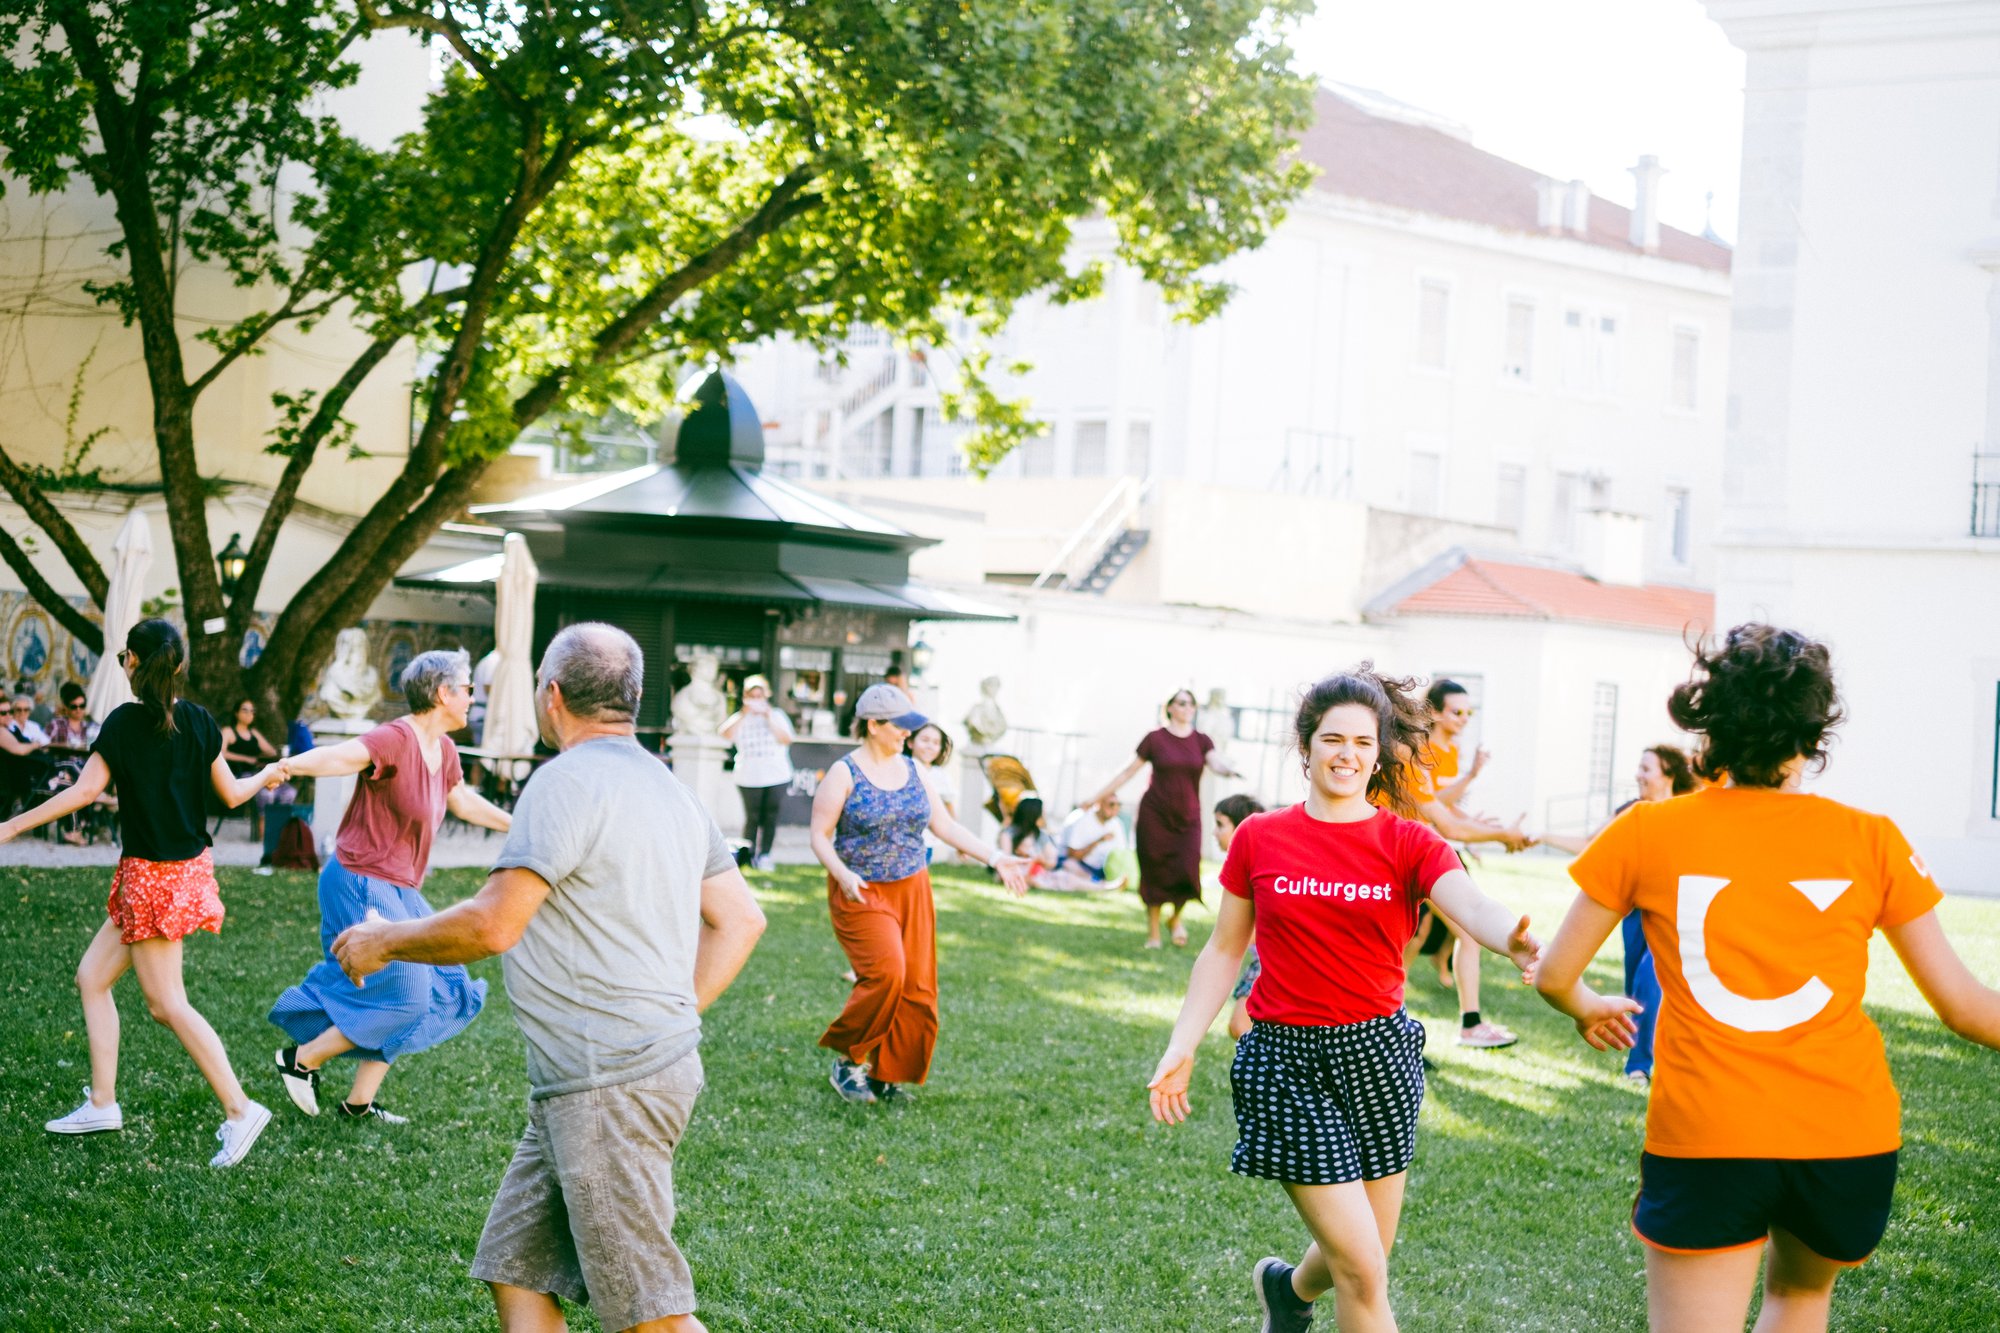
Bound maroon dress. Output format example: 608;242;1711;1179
1133;727;1213;907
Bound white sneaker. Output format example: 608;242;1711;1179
46;1088;123;1135
754;854;776;872
210;1100;272;1168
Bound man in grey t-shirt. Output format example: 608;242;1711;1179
334;623;766;1333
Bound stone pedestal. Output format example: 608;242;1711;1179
959;747;994;845
309;718;376;856
670;733;740;838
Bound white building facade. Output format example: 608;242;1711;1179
1705;0;2000;891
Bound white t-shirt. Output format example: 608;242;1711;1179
1062;808;1127;870
730;709;794;788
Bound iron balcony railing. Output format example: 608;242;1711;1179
1974;446;2000;538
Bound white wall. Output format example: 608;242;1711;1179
1707;0;2000;890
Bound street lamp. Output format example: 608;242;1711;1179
910;639;934;678
216;533;247;597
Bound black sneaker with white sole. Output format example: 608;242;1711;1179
829;1058;877;1104
864;1076;914;1105
338;1101;408;1125
1253;1256;1314;1333
275;1046;320;1117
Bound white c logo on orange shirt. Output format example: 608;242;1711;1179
1677;875;1851;1032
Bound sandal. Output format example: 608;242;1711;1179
1143;937;1163;950
1170;924;1189;947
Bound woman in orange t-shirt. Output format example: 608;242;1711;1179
1533;624;2000;1333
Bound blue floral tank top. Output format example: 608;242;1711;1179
835;754;931;882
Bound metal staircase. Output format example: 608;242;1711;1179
1031;477;1155;595
1076;528;1150;594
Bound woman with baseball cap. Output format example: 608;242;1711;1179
720;674;794;871
810;683;1033;1104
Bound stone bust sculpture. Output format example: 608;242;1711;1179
317;627;383;721
963;674;1008;748
1198;686;1234;744
671;652;728;737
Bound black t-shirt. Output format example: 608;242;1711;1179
92;700;223;862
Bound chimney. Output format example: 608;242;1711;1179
1578;509;1647;587
1629;154;1665;252
1535;176;1565;231
1563;179;1591;235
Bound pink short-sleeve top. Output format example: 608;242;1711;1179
334;717;463;888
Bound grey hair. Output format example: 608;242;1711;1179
401;649;471;713
540;623;642;721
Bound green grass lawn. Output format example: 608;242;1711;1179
1;857;1997;1331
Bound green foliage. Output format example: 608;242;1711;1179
138;586;180;617
24;342;111;491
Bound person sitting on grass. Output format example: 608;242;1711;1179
1148;666;1540;1333
1532;624;2000;1333
1215;792;1268;1041
0;619;279;1167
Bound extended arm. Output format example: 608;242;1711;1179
445;781;512;832
1083;756;1147;810
1428;868;1540;978
1435;749;1486;808
1418;797;1531;851
694;866;768;1011
1886;910;2000;1049
1148;891;1257;1123
718;711;745;742
332;866;553;982
0;753;111;843
1203;749;1243;780
1531;891;1644;1049
921;766;1031;894
210;753;281;809
280;737;375;779
809;762;865;899
0;729;38;757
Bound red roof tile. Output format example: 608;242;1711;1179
1298;90;1732;274
1387;558;1714;636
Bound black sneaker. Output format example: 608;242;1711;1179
338;1101;408;1125
865;1076;914;1104
275;1046;321;1118
1253;1256;1314;1333
829;1058;877;1104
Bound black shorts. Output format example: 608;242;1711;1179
1229;1012;1426;1185
1633;1151;1899;1264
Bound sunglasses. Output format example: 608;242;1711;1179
8;705;28;714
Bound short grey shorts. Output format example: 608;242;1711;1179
470;1050;705;1329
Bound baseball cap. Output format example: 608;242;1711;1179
854;683;928;731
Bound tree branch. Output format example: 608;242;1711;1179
0;442;110;607
353;0;525;112
0;527;102;654
512;164;822;426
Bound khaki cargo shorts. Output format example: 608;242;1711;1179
471;1050;704;1330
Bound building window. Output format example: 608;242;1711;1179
1595;315;1621;395
1125;420;1153;477
1671;327;1699;411
1504;298;1535;383
1495;464;1527;533
1072;419;1109;477
1018;430;1055;478
1588;682;1619;806
1560;309;1588;391
1409;450;1443;516
1667;487;1692;564
1416;279;1451;369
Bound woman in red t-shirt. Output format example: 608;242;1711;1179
1148;666;1539;1333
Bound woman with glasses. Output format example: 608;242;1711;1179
221;698;281;842
0;694;47;816
0;619;280;1166
266;649;511;1125
41;684;99;844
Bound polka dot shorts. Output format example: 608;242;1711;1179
107;850;225;945
1230;1010;1426;1185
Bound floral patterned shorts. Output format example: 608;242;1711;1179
107;850;225;944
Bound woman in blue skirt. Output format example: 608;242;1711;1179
267;650;511;1122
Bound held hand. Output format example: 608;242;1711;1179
260;762;287;790
1470;746;1490;776
835;868;868;902
331;908;393;987
1147;1046;1196;1124
993;855;1033;897
1505;914;1542;985
1573;993;1644;1051
1500;816;1533;853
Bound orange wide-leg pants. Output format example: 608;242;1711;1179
817;869;939;1085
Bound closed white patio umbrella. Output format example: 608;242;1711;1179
86;509;152;721
481;532;539;777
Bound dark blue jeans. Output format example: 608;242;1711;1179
1622;911;1661;1078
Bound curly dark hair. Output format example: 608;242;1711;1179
1646;744;1698;795
1293;664;1432;815
1667;624;1843;788
1214;793;1266;829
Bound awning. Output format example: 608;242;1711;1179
396;557;1014;622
